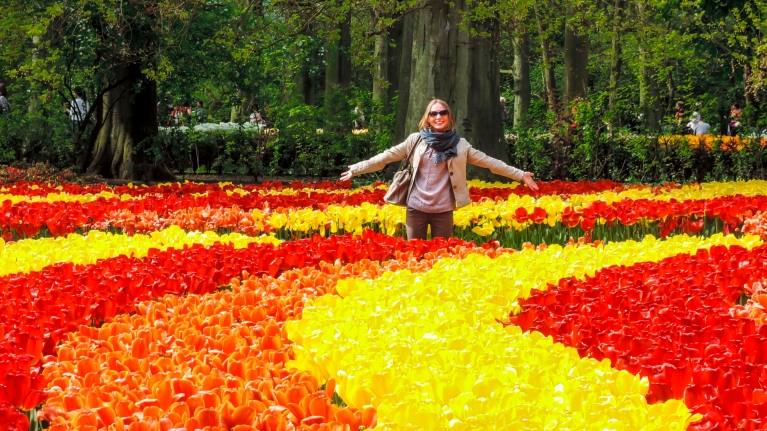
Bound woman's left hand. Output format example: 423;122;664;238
522;172;539;191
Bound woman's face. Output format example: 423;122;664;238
428;102;450;132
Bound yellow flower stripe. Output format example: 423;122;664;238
0;191;140;205
287;234;759;430
568;179;767;208
0;225;281;278
261;180;767;236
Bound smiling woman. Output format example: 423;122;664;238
341;99;539;240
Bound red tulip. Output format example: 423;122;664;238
0;401;29;431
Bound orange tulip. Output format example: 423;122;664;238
323;379;335;400
183;418;200;431
360;407;376;429
96;406;116;427
336;408;363;431
225;405;257;428
195;407;219;428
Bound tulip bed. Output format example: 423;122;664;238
4;180;767;250
3;178;767;431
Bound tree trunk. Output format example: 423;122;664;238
325;11;352;128
563;15;588;103
86;63;174;181
405;0;509;181
382;12;416;180
637;66;663;130
373;24;389;133
325;12;352;93
393;12;415;146
373;30;389;107
636;0;663;130
666;69;675;111
292;29;316;105
607;0;623;132
512;31;531;129
533;5;558;114
744;63;758;118
293;58;316;106
387;18;404;112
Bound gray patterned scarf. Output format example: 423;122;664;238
419;128;460;164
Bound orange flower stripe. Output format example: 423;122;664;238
43;245;504;431
659;135;767;152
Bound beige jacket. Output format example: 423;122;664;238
349;132;525;209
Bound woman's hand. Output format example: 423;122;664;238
340;167;353;182
522;172;539;191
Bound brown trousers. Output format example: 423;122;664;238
406;208;454;240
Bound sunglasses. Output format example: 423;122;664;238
428;110;449;117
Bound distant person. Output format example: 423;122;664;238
688;112;710;136
249;107;257;124
687;112;700;134
500;97;508;122
674;102;684;123
249;107;266;127
194;101;206;124
158;97;174;126
353;102;365;130
674;101;685;134
182;101;192;125
729;102;742;136
65;87;90;131
0;83;10;115
173;102;191;126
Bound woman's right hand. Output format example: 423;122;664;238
522;172;539;191
340;167;353;182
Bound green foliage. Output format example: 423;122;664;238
0;109;85;170
508;129;767;184
268;89;391;179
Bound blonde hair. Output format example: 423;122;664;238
418;99;456;131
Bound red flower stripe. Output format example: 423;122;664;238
1;180;355;197
2;179;652;198
0;231;475;415
568;195;767;233
0;192;386;237
505;243;767;430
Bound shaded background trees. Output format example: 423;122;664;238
1;0;766;181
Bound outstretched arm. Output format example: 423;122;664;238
341;134;418;181
466;144;539;190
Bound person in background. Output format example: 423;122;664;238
182;101;193;125
65;87;89;133
674;101;685;122
255;112;267;128
687;112;700;134
729;102;742;136
0;83;11;115
158;97;173;126
340;98;538;240
194;101;206;124
353;102;365;130
688;112;710;136
249;107;260;125
500;97;508;122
